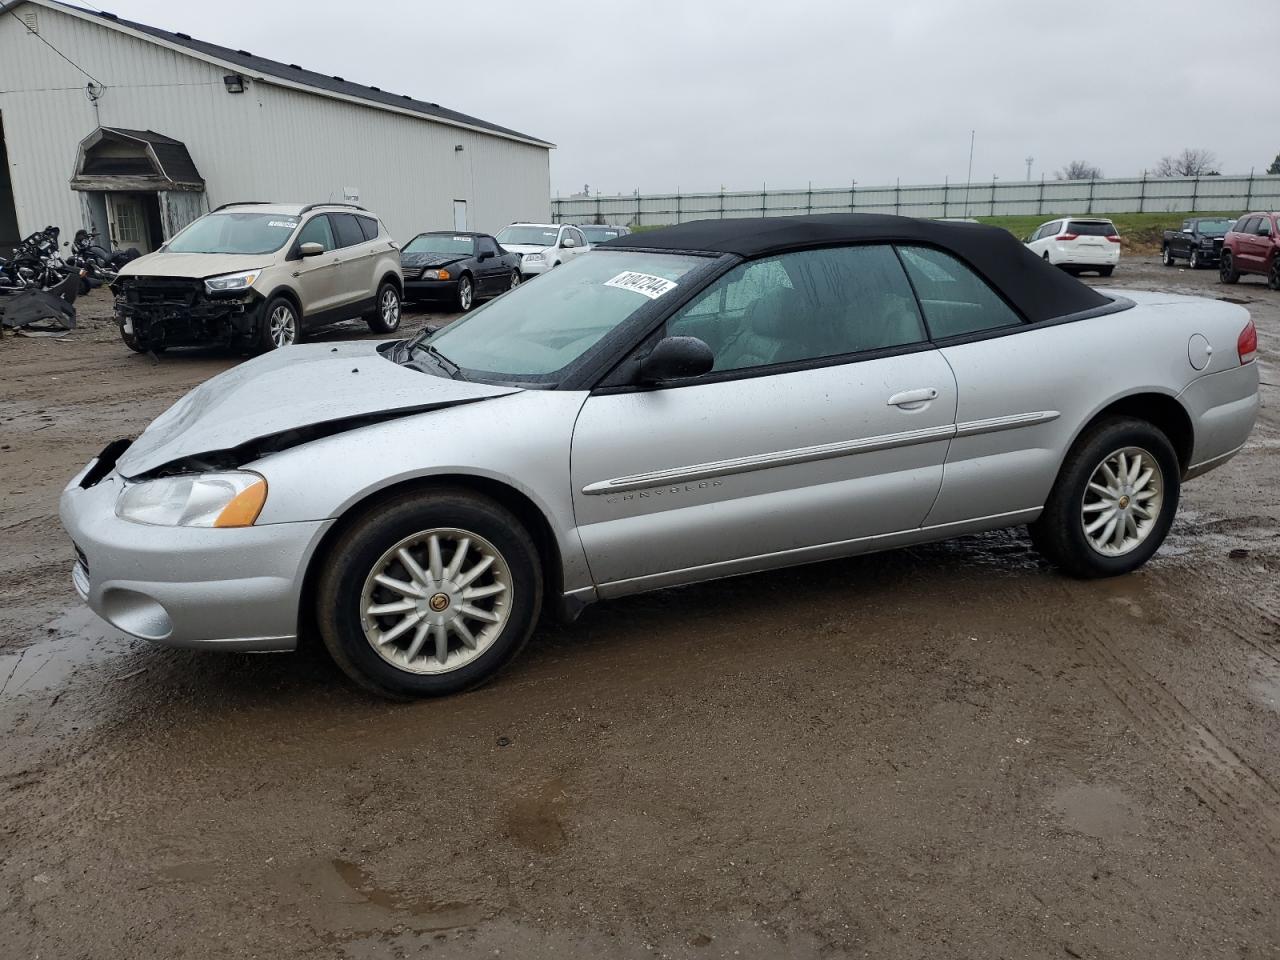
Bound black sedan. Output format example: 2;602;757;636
400;231;522;312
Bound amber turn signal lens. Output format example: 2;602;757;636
213;477;267;527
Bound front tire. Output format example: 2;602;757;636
1030;417;1179;579
258;295;300;351
316;489;543;699
1269;258;1280;291
1220;251;1239;284
456;274;474;312
366;281;401;334
1098;266;1114;277
1189;249;1201;270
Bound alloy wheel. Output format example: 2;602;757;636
269;305;296;347
510;271;520;290
1080;446;1164;557
380;287;401;329
459;278;473;311
1163;246;1173;266
1189;250;1200;269
359;528;512;674
1270;259;1280;291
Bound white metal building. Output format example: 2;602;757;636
0;0;553;252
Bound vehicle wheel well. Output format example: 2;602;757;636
296;474;562;647
378;272;402;296
1081;394;1193;471
264;286;303;317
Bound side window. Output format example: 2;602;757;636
295;214;335;251
665;244;926;374
1259;218;1273;237
1242;217;1261;235
356;216;380;241
1234;216;1252;233
477;236;498;258
897;246;1022;338
332;213;366;248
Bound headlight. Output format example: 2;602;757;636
116;471;267;528
203;269;263;295
524;253;545;263
422;268;451;280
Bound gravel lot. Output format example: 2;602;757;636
2;261;1279;959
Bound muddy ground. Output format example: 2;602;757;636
2;262;1279;959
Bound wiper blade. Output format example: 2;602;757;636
411;341;463;380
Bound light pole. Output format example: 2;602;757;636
963;130;975;217
1025;155;1034;181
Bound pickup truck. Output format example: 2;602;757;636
1162;217;1235;269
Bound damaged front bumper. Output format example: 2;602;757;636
60;441;331;651
114;277;265;348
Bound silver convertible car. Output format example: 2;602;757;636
60;215;1259;698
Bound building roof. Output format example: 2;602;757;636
606;214;1111;323
6;0;552;148
99;128;202;183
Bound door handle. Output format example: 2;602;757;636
888;388;938;408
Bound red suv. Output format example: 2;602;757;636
1220;212;1280;289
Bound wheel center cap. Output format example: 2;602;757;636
1118;495;1131;509
429;593;451;612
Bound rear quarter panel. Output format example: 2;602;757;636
927;292;1254;525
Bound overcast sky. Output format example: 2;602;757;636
80;0;1280;196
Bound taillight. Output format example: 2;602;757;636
1106;235;1122;243
1055;233;1078;241
1238;320;1257;364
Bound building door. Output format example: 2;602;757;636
0;112;20;252
107;193;156;254
453;200;468;231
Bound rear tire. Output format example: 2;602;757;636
1162;245;1174;267
1098;266;1114;277
1030;417;1179;579
316;489;543;699
366;281;401;334
1269;258;1280;291
1220;251;1240;284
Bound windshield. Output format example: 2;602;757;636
412;251;706;382
1196;219;1234;236
496;225;560;247
581;227;624;244
166;212;299;254
403;234;474;255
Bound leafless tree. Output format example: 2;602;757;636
1154;148;1220;177
1054;160;1103;181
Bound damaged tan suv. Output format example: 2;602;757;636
112;202;403;352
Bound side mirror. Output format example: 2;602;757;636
562;237;576;249
299;242;324;257
477;249;493;261
637;336;715;384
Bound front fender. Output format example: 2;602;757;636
249;389;595;593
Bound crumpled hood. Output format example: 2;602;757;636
400;252;465;269
116;341;520;476
500;244;552;256
117;251;276;280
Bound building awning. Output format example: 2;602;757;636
70;127;205;192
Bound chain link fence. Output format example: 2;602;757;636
552;175;1280;226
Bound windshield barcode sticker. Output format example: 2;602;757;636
604;271;678;299
268;220;298;229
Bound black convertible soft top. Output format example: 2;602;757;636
603;214;1111;323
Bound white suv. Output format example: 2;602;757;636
1024;217;1120;276
114;202;403;352
494;223;589;277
